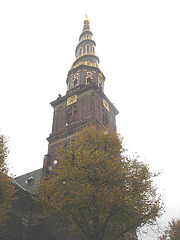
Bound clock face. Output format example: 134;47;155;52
103;99;109;112
67;94;77;106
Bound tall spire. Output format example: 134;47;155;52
66;17;105;93
74;16;99;65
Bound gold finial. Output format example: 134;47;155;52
83;14;90;25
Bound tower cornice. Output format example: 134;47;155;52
67;64;105;83
50;82;119;115
72;54;100;66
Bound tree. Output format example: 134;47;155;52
0;134;16;232
159;219;180;240
36;125;163;240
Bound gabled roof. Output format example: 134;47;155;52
14;168;42;194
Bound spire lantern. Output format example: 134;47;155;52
83;14;90;32
83;14;90;25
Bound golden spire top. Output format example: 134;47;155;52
83;14;90;25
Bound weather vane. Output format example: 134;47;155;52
83;12;88;19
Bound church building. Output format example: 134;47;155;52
0;17;137;240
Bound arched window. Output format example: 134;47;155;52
73;79;78;88
73;73;78;88
86;72;93;85
86;45;90;53
80;47;83;56
98;75;103;91
92;46;95;54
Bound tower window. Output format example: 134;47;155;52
92;46;95;54
86;45;90;53
103;110;108;126
80;47;83;56
67;105;78;124
73;79;78;88
99;82;102;90
73;73;78;88
99;77;103;91
86;72;93;85
67;110;72;123
86;77;92;85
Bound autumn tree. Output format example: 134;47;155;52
0;134;16;232
36;125;163;240
159;219;180;240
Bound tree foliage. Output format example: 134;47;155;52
159;219;180;240
36;125;163;240
0;134;16;231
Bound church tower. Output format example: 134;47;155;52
43;16;119;175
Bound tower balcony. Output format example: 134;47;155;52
76;51;99;60
72;52;100;68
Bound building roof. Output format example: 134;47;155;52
14;168;42;194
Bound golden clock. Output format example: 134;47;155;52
103;99;109;112
67;94;77;106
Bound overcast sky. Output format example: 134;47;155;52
0;1;180;239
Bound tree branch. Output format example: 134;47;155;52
99;211;114;240
70;211;90;239
79;208;92;235
112;209;158;240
